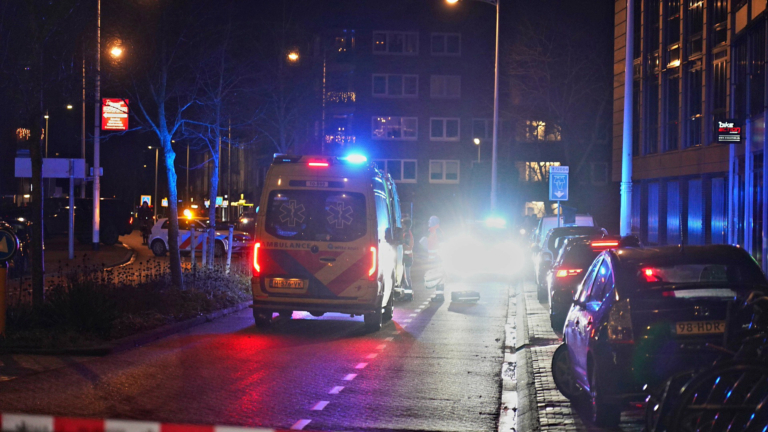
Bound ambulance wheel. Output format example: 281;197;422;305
364;307;383;332
151;240;167;257
383;292;394;322
253;310;272;328
309;312;325;317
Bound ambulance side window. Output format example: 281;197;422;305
388;180;402;228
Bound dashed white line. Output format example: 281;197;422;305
290;419;312;430
343;373;357;381
385;337;394;342
311;401;329;411
401;324;408;328
403;319;412;323
409;313;418;317
329;386;345;394
366;353;378;359
355;362;368;369
376;344;387;350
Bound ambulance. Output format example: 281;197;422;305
251;154;404;331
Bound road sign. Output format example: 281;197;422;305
0;227;19;262
549;166;569;201
716;119;741;143
102;99;129;131
161;198;169;207
15;158;86;178
140;195;152;206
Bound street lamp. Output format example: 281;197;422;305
447;0;501;211
287;51;299;62
474;138;481;162
66;105;73;110
110;46;123;58
149;146;159;221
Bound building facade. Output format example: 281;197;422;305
613;0;768;266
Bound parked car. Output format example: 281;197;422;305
553;244;768;427
546;237;619;330
532;214;595;249
148;217;252;257
0;218;30;278
534;226;607;301
236;211;258;237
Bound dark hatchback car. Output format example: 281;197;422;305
535;226;607;300
554;245;768;427
546;237;620;330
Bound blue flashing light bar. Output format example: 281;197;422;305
342;154;367;164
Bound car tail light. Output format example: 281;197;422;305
607;298;634;343
555;268;583;278
591;240;619;250
129;216;134;225
253;242;261;274
308;162;329;167
368;246;377;280
642;267;660;282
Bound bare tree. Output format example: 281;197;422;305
505;19;611;171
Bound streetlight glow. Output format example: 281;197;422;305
446;0;459;4
66;104;73;110
110;46;123;58
287;51;299;62
474;138;481;145
44;114;49;119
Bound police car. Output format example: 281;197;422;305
148;217;253;257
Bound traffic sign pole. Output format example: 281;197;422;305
0;261;6;336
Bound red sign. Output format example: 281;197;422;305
102;98;129;131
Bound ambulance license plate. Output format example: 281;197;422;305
675;320;726;335
271;279;304;289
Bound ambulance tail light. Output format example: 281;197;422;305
368;246;377;280
308;162;329;167
253;242;261;274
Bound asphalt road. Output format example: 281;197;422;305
0;262;509;431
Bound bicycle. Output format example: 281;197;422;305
646;291;768;432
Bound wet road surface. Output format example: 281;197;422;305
0;268;509;431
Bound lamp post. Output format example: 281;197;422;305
447;0;500;211
93;0;101;250
474;138;481;162
620;0;634;236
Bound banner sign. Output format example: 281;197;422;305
549;166;569;201
716;120;741;143
102;99;129;131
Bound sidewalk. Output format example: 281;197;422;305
44;235;135;273
503;280;645;432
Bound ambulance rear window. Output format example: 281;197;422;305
264;190;367;242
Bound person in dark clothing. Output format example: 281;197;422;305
137;202;153;245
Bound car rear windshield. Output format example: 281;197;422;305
265;190;367;242
558;245;600;269
634;262;766;289
547;228;603;251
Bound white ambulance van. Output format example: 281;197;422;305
251;154;404;331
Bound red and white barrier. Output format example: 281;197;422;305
0;413;303;432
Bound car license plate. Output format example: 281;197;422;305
306;181;328;187
675;320;726;335
270;279;304;289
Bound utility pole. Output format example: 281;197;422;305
186;143;190;204
154;146;159;221
620;0;634;236
490;0;500;212
81;54;86;198
92;0;102;250
228;119;231;221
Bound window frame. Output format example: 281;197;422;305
373;159;418;183
428;159;460;184
372;31;419;55
430;32;461;56
430;75;461;99
372;74;419;98
371;116;418;141
429;117;461;141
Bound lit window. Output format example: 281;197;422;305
372;31;418;55
515;161;561;182
430;118;460;141
431;33;461;56
372;74;418;97
523;121;560;141
430;75;461;98
372;116;418;140
429;160;460;184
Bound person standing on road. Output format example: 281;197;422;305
426;215;443;263
402;218;414;296
137;201;153;245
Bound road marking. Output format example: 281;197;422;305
409;313;418;317
385;337;394;342
376;344;386;350
401;324;408;328
404;319;412;323
311;401;329;411
291;419;312;430
366;353;378;359
355;362;368;369
329;386;344;394
343;374;357;381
